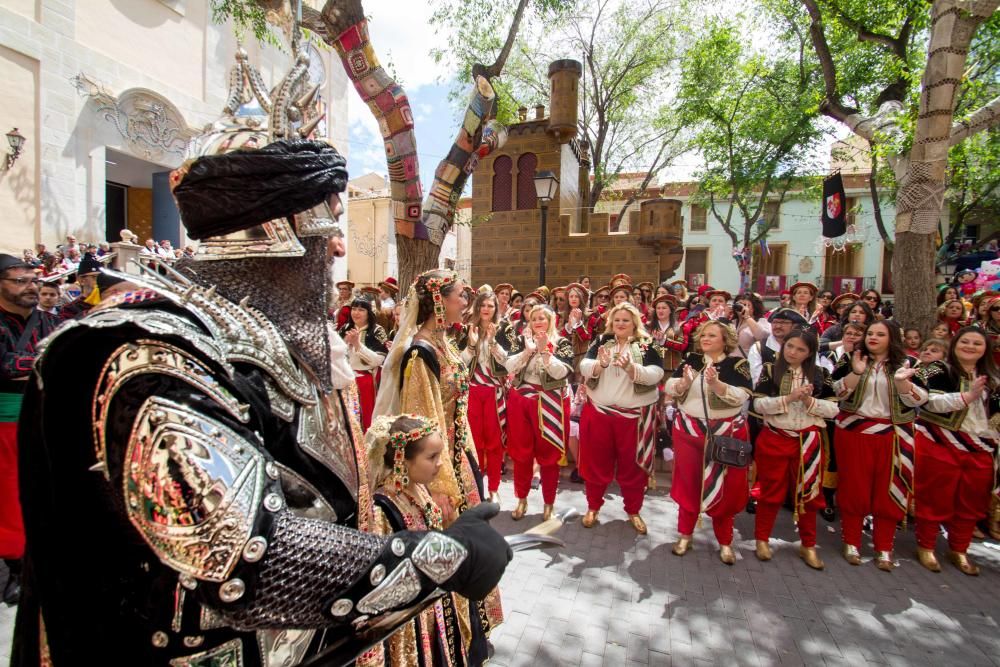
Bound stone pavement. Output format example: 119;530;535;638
1;474;998;666
487;472;1000;667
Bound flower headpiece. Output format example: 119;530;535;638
386;414;439;492
424;270;459;331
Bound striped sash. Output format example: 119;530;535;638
766;424;822;523
590;401;657;475
836;414;914;513
678;411;746;511
472;362;507;447
519;383;566;453
916;421;1000;498
915;421;998;455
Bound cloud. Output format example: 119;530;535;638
361;0;450;91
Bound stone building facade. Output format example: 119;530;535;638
0;0;349;284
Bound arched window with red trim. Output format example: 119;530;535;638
516;153;538;209
491;155;513;212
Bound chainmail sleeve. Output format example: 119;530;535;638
216;512;385;630
96;335;458;633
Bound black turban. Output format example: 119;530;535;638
171;139;349;240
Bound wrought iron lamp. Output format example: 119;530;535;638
533;170;559;285
3;128;25;171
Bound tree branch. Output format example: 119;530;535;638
799;0;858;123
867;142;893;245
477;0;531;79
950;93;1000;145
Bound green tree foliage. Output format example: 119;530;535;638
678;18;823;283
432;0;688;208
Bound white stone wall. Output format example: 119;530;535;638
0;0;350;255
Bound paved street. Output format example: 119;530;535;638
1;468;999;666
487;468;1000;667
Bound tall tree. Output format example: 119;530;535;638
785;0;1000;331
678;19;823;288
431;0;689;212
212;0;536;288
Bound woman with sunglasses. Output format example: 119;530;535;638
832;320;927;571
911;327;1000;576
860;289;882;318
979;296;1000;366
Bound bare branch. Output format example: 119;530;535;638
478;0;531;79
799;0;859;123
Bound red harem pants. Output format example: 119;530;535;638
0;421;24;559
914;428;995;553
355;370;376;431
835;422;904;551
468;383;505;493
753;426;825;547
670;417;749;545
506;386;569;504
578;401;648;515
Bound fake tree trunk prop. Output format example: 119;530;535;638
803;0;1000;332
892;0;998;331
329;18;501;288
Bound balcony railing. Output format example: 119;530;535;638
820;276;877;295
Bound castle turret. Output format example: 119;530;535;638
547;59;582;144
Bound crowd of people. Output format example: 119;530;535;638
332;271;1000;577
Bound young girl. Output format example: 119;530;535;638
504;305;574;520
365;415;475;665
752;329;839;570
833;320;927;571
903;328;923;358
931;322;952;341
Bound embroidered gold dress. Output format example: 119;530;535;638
399;333;504;653
360;484;465;667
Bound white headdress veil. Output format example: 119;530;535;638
373;281;420;416
364;414;397;490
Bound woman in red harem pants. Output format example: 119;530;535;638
913;327;1000;576
461;290;508;502
340;297;388;430
752;329;839;570
578;303;664;534
665;320;753;565
504;304;574;521
832;320;926;572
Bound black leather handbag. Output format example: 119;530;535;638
700;373;751;468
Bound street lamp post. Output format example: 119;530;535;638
533;170;559;286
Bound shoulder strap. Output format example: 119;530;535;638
15;309;41;355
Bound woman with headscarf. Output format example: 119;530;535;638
373;269;503;648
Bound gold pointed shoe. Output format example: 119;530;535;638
488;491;500;506
582;510;599;528
799;546;825;570
916;548;941;573
672;535;693;556
719;545;736;565
875;551;895;572
948;551;980;576
842;544;862;566
511;498;528;521
628;514;648;535
542;504;554;521
755;540;772;561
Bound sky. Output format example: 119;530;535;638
344;0;460;189
344;0;849;190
